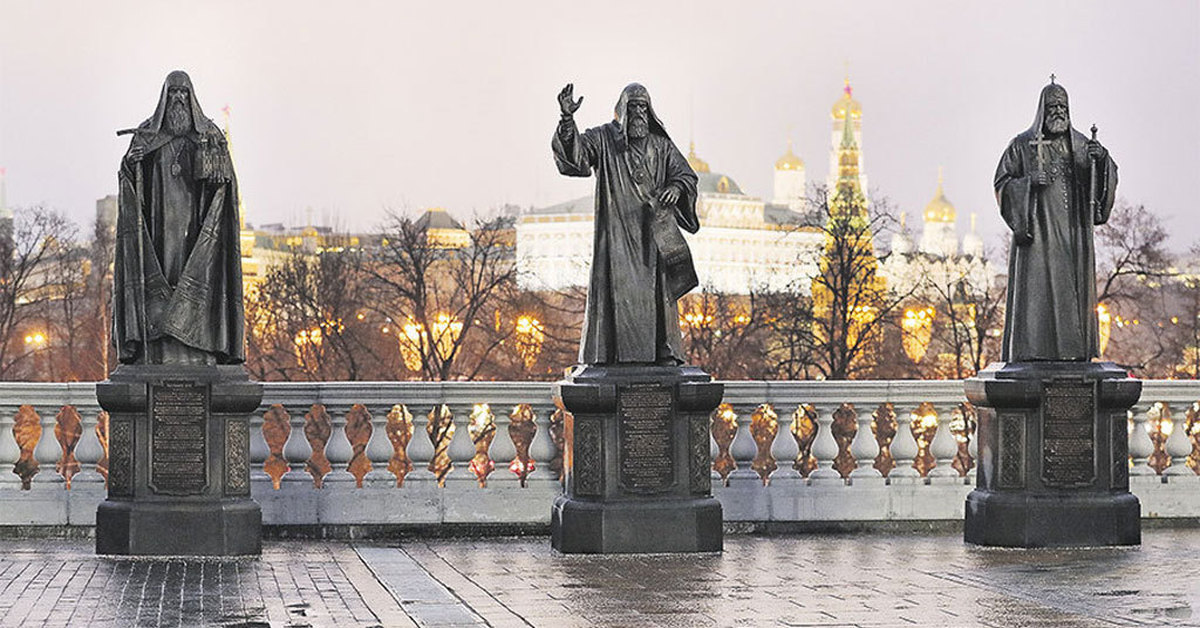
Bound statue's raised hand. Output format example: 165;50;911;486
558;83;583;116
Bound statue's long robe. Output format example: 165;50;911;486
995;127;1117;361
114;72;245;364
553;119;699;364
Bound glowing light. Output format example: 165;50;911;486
1097;303;1112;355
901;306;936;362
514;315;545;369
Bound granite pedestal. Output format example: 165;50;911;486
551;364;724;554
964;361;1141;548
95;365;263;556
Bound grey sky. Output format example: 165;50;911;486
1;1;1197;251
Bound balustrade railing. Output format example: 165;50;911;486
1;379;1198;526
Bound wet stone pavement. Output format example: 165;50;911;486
0;529;1196;627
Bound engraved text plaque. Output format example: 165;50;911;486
1041;382;1095;488
150;380;210;495
618;384;675;493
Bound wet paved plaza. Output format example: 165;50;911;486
0;528;1196;627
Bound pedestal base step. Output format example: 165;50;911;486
96;499;262;556
551;495;722;554
965;489;1140;548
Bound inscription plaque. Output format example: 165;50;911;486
618;384;674;494
1041;382;1095;488
150;381;210;495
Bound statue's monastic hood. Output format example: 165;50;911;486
142;70;213;136
613;83;670;142
1029;82;1071;138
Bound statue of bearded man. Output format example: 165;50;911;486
114;70;245;365
994;80;1118;362
552;82;700;365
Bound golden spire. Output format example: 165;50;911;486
831;75;862;120
687;140;710;174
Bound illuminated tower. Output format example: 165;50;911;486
827;77;867;198
772;139;806;211
221;106;261;289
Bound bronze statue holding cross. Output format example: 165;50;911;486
994;79;1117;361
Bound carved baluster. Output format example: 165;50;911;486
508;404;537;487
249;411;270;485
95;411;110;486
261;405;292;489
427;404;455;487
385;405;415;487
749;404;778;486
928;403;960;481
364;406;396;485
13;406;41;489
71;411;106;486
849;406;881;480
809;405;842;482
1145;402;1172;475
710;403;738;486
790;405;818;478
283;406;313;487
1165;401;1192;479
831;404;858;479
468;404;496;488
950;402;977;477
31;406;61;486
0;406;20;487
871;403;897;477
889;408;921;483
1128;406;1156;477
344;404;374;488
53;406;83;489
304;404;333;488
1185;402;1200;475
548;398;568;484
910;402;939;479
730;405;758;482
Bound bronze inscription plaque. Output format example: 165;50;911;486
1041;382;1095;488
618;383;674;494
150;380;209;495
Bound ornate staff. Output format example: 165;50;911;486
1089;124;1101;222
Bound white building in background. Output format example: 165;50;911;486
881;170;992;298
516;142;824;295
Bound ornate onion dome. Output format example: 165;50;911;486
923;168;957;224
831;78;862;120
775;139;805;170
687;141;711;174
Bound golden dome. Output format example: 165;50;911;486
923;169;957;223
774;140;805;170
831;79;862;120
687;141;710;174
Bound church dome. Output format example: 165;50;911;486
698;172;744;195
831;80;862;120
923;172;956;224
775;141;805;171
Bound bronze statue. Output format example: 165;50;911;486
114;70;245;365
994;79;1117;361
552;83;700;365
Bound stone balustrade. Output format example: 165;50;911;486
0;378;1198;530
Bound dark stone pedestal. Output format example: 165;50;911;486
95;365;263;556
551;364;724;554
964;361;1141;548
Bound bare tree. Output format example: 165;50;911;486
805;186;914;379
0;206;78;380
365;212;519;380
678;288;772;380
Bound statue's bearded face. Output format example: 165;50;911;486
166;85;192;135
627;99;650;139
1043;94;1069;135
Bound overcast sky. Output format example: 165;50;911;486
1;1;1197;250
